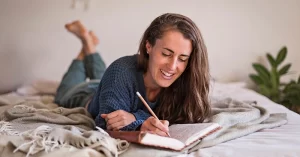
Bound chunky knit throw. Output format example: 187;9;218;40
0;92;129;157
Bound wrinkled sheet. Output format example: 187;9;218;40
184;82;300;157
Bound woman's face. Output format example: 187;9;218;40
145;30;192;89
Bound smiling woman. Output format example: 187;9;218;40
144;30;192;89
137;13;210;126
55;13;211;137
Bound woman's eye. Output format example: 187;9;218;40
179;58;188;62
162;52;171;56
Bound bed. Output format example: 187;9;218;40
186;82;300;157
0;80;299;157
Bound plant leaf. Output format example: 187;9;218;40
283;83;292;93
278;63;291;76
266;53;277;68
283;81;296;93
270;68;279;90
298;75;300;84
258;84;271;98
249;74;264;85
284;94;300;106
276;46;287;65
288;84;300;91
252;63;270;85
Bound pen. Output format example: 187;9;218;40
136;91;171;137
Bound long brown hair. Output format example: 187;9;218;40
137;13;210;124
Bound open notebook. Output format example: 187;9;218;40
107;123;221;151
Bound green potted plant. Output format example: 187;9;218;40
249;46;300;113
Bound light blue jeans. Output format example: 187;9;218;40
55;53;106;108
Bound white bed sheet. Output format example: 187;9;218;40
184;82;300;157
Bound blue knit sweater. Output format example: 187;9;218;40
88;55;158;131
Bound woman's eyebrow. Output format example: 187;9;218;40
163;48;174;53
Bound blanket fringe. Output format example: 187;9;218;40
14;125;71;157
0;121;20;136
12;125;129;157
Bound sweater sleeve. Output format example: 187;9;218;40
91;62;150;131
118;109;151;130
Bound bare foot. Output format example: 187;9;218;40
80;31;100;55
66;21;100;55
82;34;96;54
89;31;99;46
65;20;89;40
74;31;99;58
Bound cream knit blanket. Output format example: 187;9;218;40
0;92;129;157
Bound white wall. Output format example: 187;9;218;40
0;0;299;93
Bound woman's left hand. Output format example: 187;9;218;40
101;110;136;131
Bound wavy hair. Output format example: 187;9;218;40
137;13;210;124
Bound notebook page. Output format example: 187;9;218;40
169;123;217;145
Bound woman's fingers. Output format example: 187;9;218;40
102;110;136;130
106;115;123;126
149;117;169;133
107;121;125;130
161;120;169;127
141;117;170;137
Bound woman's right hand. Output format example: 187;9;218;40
140;117;170;137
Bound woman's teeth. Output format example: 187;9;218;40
161;70;173;77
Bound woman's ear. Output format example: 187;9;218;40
145;40;152;54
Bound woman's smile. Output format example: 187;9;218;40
160;69;175;80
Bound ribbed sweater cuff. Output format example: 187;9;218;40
121;120;144;131
132;110;150;121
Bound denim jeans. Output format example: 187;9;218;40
55;53;106;108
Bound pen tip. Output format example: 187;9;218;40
136;91;141;96
167;133;171;137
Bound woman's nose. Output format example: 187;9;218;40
167;58;177;70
